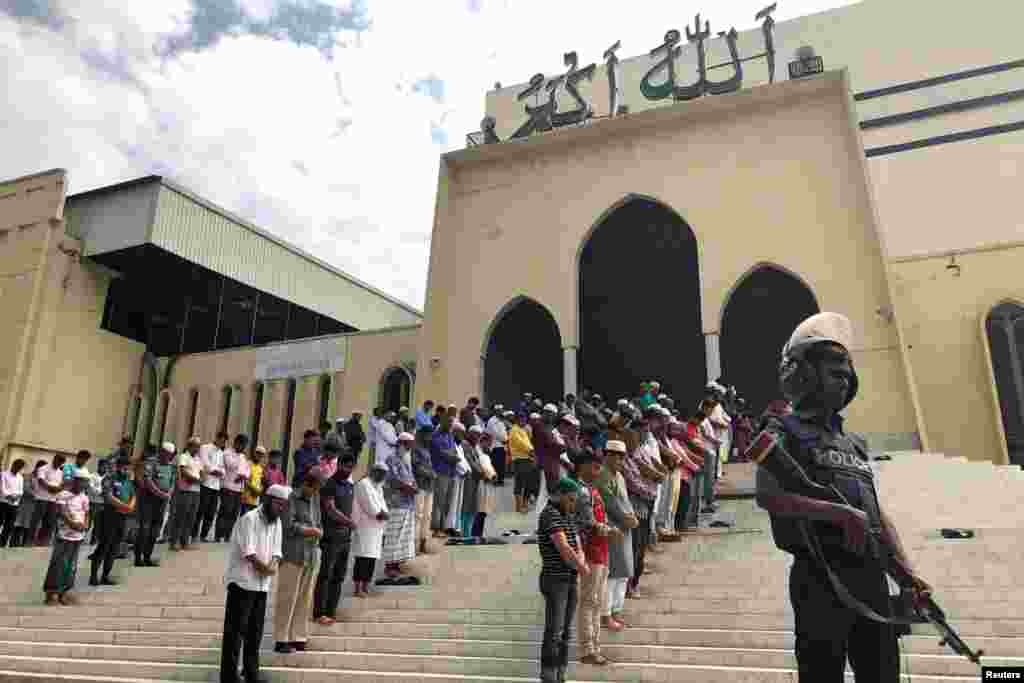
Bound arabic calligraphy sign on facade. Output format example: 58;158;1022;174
480;3;778;145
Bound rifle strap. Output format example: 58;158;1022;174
798;521;921;626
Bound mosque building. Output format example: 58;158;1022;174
3;0;1023;470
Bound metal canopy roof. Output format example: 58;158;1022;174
65;176;422;332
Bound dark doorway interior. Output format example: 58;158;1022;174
380;368;412;414
579;197;704;410
986;302;1024;466
719;266;819;416
484;298;563;407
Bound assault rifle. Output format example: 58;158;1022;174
746;427;984;666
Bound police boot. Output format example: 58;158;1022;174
539;665;558;682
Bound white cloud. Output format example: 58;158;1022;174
0;0;857;311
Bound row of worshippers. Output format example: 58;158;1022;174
0;449;104;550
531;390;738;682
220;428;452;682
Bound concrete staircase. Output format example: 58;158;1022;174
0;451;1021;682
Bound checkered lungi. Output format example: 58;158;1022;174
381;507;416;563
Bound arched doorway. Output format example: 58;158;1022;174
579;196;704;409
986;302;1024;465
379;367;413;414
483;297;563;407
720;264;819;416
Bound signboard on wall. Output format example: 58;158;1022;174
253;337;347;381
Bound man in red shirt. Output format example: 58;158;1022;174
573;449;622;666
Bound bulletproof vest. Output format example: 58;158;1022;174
769;414;882;556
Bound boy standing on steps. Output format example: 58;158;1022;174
573;450;622;666
43;469;90;605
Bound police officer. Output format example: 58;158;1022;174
754;312;931;682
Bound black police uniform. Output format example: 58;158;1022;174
759;409;900;682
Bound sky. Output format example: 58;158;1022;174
0;0;858;310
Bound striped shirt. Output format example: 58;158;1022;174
537;503;580;580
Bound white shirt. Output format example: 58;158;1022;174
177;451;202;493
485;416;508;447
88;474;105;504
1;471;24;505
223;507;282;593
222;449;250;493
352;477;389;559
367;416;380;446
374;421;398;468
199;444;225;491
35;464;63;503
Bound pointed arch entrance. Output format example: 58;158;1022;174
578;196;704;408
483;296;563;407
720;264;819;415
379;366;414;414
985;301;1024;465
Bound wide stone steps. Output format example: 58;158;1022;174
0;649;988;682
1;589;1021;620
3;604;1021;637
0;453;1015;683
2;624;1020;658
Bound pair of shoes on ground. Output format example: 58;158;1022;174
273;641;308;654
88;576;118;587
376;576;421;586
579;653;614;666
134;558;160;567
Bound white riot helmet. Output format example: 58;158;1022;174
779;312;858;409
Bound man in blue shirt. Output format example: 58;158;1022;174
291;430;321;488
428;414;458;537
415;401;436;431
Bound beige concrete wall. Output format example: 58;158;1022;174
890;245;1024;464
0;170;145;466
337;327;421;420
419;72;918;446
160;326;419;471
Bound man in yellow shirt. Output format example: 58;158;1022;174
241;446;266;515
508;413;535;514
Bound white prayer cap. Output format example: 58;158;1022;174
560;414;579;427
494;404;504;410
266;484;292;500
254;445;268;455
336;416;346;422
657;393;668;400
448;403;457;409
651;381;661;388
161;442;176;454
469;425;483;434
399;406;409;413
529;412;541;420
617;398;629;407
543;403;559;413
503;410;515;417
398;432;415;442
606;440;627;454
